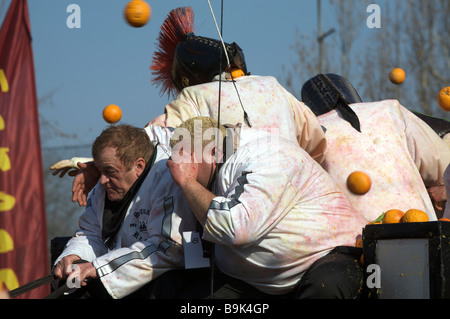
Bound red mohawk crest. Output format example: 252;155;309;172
150;7;194;99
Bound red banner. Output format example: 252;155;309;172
0;0;49;298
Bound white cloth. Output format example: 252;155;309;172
202;128;368;295
54;127;198;299
317;99;450;221
155;75;327;164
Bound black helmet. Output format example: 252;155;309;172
151;7;248;98
301;73;362;132
171;33;248;92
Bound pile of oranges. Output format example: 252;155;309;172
381;208;429;224
368;208;450;225
356;209;450;265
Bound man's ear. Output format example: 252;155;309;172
135;158;146;177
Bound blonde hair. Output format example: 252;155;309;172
170;116;227;151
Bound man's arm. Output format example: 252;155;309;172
402;103;450;187
176;179;215;226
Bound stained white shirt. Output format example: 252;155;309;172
317;99;450;221
203;128;368;295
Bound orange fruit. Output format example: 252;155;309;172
400;209;429;223
346;171;371;195
389;68;406;85
103;104;122;124
231;69;245;78
439;218;450;222
355;237;363;248
437;87;450;112
382;209;405;224
124;0;151;28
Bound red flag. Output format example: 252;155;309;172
0;0;49;298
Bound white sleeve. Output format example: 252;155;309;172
91;169;188;299
401;104;450;186
144;124;174;159
92;239;183;299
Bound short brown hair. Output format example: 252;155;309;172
92;124;153;170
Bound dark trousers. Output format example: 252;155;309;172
149;246;364;299
294;246;364;299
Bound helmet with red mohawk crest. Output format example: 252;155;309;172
150;7;248;99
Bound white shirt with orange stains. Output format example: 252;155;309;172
317;99;450;222
153;75;327;164
202;128;368;295
54;127;198;299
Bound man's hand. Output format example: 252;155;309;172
75;262;99;286
166;154;214;226
72;161;100;206
53;254;81;280
428;185;447;212
53;255;98;287
166;154;199;188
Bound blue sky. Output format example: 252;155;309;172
1;0;347;149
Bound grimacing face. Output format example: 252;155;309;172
94;146;143;202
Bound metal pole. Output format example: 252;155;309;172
318;0;323;73
317;0;335;74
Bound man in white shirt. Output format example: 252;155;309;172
53;124;197;299
162;116;368;298
301;73;450;221
148;7;327;164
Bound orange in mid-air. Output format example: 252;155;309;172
389;68;406;85
382;209;405;224
103;104;122;124
437;87;450;112
346;171;371;195
124;0;151;28
400;209;429;223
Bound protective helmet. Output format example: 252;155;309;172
301;73;362;132
151;7;248;98
171;33;248;92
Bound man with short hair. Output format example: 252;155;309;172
301;73;450;221
149;7;327;164
164;116;368;298
53;124;197;299
51;6;328;207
